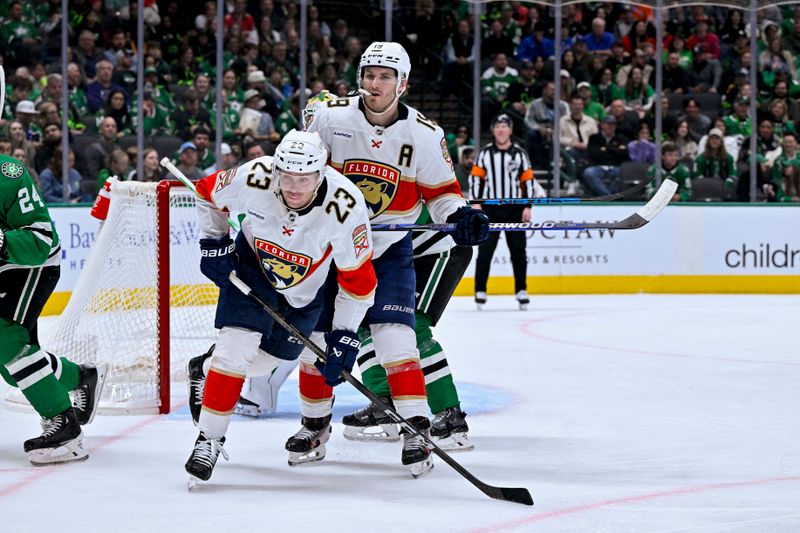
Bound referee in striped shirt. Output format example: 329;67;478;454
469;114;544;310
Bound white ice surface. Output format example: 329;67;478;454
2;294;799;532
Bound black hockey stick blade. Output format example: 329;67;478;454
468;174;656;206
228;272;534;505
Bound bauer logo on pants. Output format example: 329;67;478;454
254;238;312;289
342;159;399;218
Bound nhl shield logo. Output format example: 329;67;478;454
342;159;400;218
254;239;312;289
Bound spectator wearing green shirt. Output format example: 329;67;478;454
723;97;752;137
130;92;174;137
694;128;737;192
647;142;692;201
1;1;39;67
480;53;518;126
577;82;605;123
767;99;796;142
770;132;800;202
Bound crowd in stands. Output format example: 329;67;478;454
1;0;799;203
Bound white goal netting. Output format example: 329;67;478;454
6;181;218;414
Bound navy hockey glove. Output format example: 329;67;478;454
446;207;490;245
199;236;237;287
316;329;360;386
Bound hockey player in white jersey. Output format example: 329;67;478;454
286;42;489;476
184;130;377;484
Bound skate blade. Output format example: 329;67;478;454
518;303;529;311
476;303;485;311
288;444;326;466
343;424;400;442
434;432;474;452
409;457;434;479
188;476;204;491
28;438;88;466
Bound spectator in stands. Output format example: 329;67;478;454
606;99;640;140
172;89;213;140
663;52;690;95
672;119;699;168
329;19;350;56
243;141;266;161
647;141;692;201
627;123;657;163
12;146;38;187
606;41;630;76
96;149;131;190
767;99;796;142
722;68;749;107
192;127;215;170
39;147;86;204
643;95;679;142
561;49;589;85
38;74;63;106
171;46;197;86
33;122;62;173
583;115;629;196
84;117;120;182
96;90;132;137
1;1;39;68
666;33;692;69
13;100;39;139
7;120;35;166
783;17;800;56
577;81;605;122
583;18;614;57
770;80;800;122
133;91;173;137
680;98;712;142
687;46;722;94
127;147;164;182
693;128;736;193
621;20;656;55
265;41;297;89
236;89;279;144
614;5;636;42
483;19;515;59
87;59;127;114
619;66;654;117
772;132;800;202
719;9;746;50
222;68;244;108
175;141;204;181
225;0;257;44
265;69;289;112
481;53;518;126
443;19;475;96
739;118;781;178
699;119;742;162
455;146;474;194
506;60;538;130
759;38;796;80
592;68;617;108
0;138;10;155
517;22;553;64
2;75;33;125
525;80;568;167
202;143;238;175
445;124;473;167
560;94;598;185
686;21;721;60
103;28;133;69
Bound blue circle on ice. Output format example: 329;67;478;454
168;380;513;420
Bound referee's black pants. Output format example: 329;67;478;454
474;205;528;294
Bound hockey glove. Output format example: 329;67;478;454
316;329;360;386
199;236;237;287
446;207;490;246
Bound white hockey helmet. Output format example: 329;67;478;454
358;41;411;91
273;129;328;175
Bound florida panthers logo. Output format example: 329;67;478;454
342;159;400;218
254;239;312;289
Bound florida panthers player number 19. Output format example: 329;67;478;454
184;130;376;485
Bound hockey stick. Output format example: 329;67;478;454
160;157;240;231
0;66;5;123
468;174;655;205
375;178;678;232
227;271;534;506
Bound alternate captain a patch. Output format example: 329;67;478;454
342;159;399;218
1;161;24;179
254;239;312;289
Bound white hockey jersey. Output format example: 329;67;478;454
195;156;376;331
305;95;467;258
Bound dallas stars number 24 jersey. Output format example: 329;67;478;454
0;154;60;273
195;156;377;332
306;96;467;258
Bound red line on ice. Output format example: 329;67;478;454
470;475;800;532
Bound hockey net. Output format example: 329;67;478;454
5;181;218;414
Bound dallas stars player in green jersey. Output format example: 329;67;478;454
0;153;107;465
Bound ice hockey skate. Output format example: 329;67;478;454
72;362;108;425
185;433;228;489
285;415;332;466
187;346;214;426
401;416;434;478
431;407;473;451
233;396;260;417
24;408;87;466
475;291;487;310
516;290;530;311
341;398;400;442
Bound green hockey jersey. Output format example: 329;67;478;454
0;155;60;271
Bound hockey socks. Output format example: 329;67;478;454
299;362;333;418
199;368;245;438
416;315;460;414
3;346;72;419
386;360;428;419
